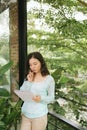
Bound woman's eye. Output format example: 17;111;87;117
34;63;37;65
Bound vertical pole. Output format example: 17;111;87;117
18;0;27;86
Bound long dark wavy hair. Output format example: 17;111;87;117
25;52;50;78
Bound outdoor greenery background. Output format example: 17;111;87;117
27;0;87;128
0;0;87;129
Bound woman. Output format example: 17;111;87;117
20;51;55;130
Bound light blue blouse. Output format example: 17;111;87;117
20;75;55;118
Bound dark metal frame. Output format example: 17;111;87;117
18;0;27;86
47;111;86;130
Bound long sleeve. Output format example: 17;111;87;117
21;75;55;118
41;77;55;104
20;80;33;91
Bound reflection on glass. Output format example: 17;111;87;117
0;9;10;92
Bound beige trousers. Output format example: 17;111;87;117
20;114;47;130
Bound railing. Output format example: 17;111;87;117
47;111;86;130
12;110;86;130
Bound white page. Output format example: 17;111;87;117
14;89;34;102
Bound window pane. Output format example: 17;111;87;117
0;9;10;92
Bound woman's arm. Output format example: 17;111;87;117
20;71;34;91
41;77;55;104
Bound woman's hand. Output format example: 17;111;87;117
27;71;34;82
32;95;41;102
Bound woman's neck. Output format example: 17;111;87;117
34;73;46;82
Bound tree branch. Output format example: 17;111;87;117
77;0;87;6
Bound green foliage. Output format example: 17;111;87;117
0;61;13;85
1;0;87;129
0;88;22;130
0;61;13;76
0;74;8;85
0;60;21;129
53;102;65;115
27;0;87;128
0;88;10;97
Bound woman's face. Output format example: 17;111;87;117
29;58;41;74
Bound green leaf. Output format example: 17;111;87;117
0;88;10;97
59;76;69;84
0;61;13;76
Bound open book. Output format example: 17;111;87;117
14;89;34;102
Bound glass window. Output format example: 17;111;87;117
0;9;10;92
